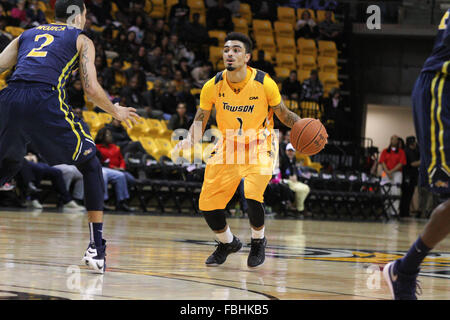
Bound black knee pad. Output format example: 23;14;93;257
76;156;104;211
247;199;265;228
0;158;23;186
203;210;227;231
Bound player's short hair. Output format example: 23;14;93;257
55;0;85;21
224;32;253;54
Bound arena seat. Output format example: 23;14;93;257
82;111;103;132
297;69;311;82
139;137;164;160
251;49;272;62
300;101;323;119
127;117;151;140
276;53;296;70
319;71;340;96
253;19;273;37
188;0;206;15
274;67;290;79
146;0;165;18
298;54;317;71
209;46;223;66
239;3;252;25
208;30;227;47
276;36;296;55
318;40;338;59
284;100;299;111
316;10;336;23
277;7;296;26
318;56;338;74
274;21;295;39
254;36;276;55
297;38;317;58
296;8;316;22
232;17;249;35
97;112;113;125
5;26;25;37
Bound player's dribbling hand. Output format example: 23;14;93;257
113;103;140;129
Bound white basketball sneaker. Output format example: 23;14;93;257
82;240;106;274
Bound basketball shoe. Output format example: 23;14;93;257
383;259;421;300
247;237;267;268
82;239;107;274
205;235;242;266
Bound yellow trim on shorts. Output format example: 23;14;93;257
57;52;81;161
428;73;440;177
436;72;450;173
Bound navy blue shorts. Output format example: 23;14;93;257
412;72;450;196
0;81;96;184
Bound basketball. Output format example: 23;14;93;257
290;118;328;155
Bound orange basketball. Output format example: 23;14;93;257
290;118;328;155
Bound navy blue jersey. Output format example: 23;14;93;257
422;9;450;74
10;23;82;88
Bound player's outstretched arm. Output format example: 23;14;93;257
175;108;211;150
272;100;301;128
77;34;139;128
0;37;20;74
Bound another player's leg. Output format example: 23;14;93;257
77;156;107;274
384;198;450;299
203;210;242;266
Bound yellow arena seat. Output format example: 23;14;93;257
233;17;249;35
274;67;290;80
239;3;252;25
285;100;299;111
297;38;317;58
318;56;338;74
274;21;295;39
208;30;227;47
277;7;296;26
82;111;103;132
319;71;339;96
316;10;336;23
209;46;223;66
97;112;113;125
253;19;273;37
5;26;25;37
254;36;276;55
252;49;272;62
297;69;311;82
276;36;297;55
300;101;323;119
298;55;317;71
276;53;296;70
139;137;164;160
318;40;338;59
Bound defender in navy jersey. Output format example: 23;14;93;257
384;10;450;300
0;0;139;273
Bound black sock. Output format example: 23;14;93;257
398;236;431;274
89;222;103;248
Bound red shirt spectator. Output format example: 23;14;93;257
379;147;406;170
96;143;126;170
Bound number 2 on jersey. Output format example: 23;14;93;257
439;11;449;30
27;34;54;58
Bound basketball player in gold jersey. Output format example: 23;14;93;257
177;32;302;268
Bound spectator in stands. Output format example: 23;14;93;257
191;61;213;88
120;75;149;113
147;46;163;76
279;130;291;160
250;50;276;79
168;102;191;131
168;34;184;61
161;83;179;120
82;17;100;42
67;78;86;109
125;59;147;93
136;46;151;73
104;119;149;157
300;69;324;102
172;70;186;92
379;135;407;217
143;80;165;119
318;10;341;41
176;57;193;81
155;64;173;88
153;18;170;45
400;136;420;217
169;0;190;33
102;57;127;94
323;87;344;138
176;81;197;118
249;0;277;21
10;0;28;27
280;143;310;213
0;15;13;50
87;0;112;26
206;0;233;32
281;70;302;100
295;9;318;39
18;151;85;211
52;164;85;206
95;128;138;187
26;0;47;27
181;12;210;47
125;31;140;57
128;14;146;45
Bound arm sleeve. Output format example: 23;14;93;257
199;77;216;111
263;74;282;107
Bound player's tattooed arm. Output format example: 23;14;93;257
271;100;301;128
79;37;90;89
187;108;211;144
0;37;19;74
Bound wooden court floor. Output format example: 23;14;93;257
0;209;448;300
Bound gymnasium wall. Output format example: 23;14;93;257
364;104;416;151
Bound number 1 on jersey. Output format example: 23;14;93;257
237;117;243;135
27;34;54;58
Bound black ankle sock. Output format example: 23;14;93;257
398;237;431;274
